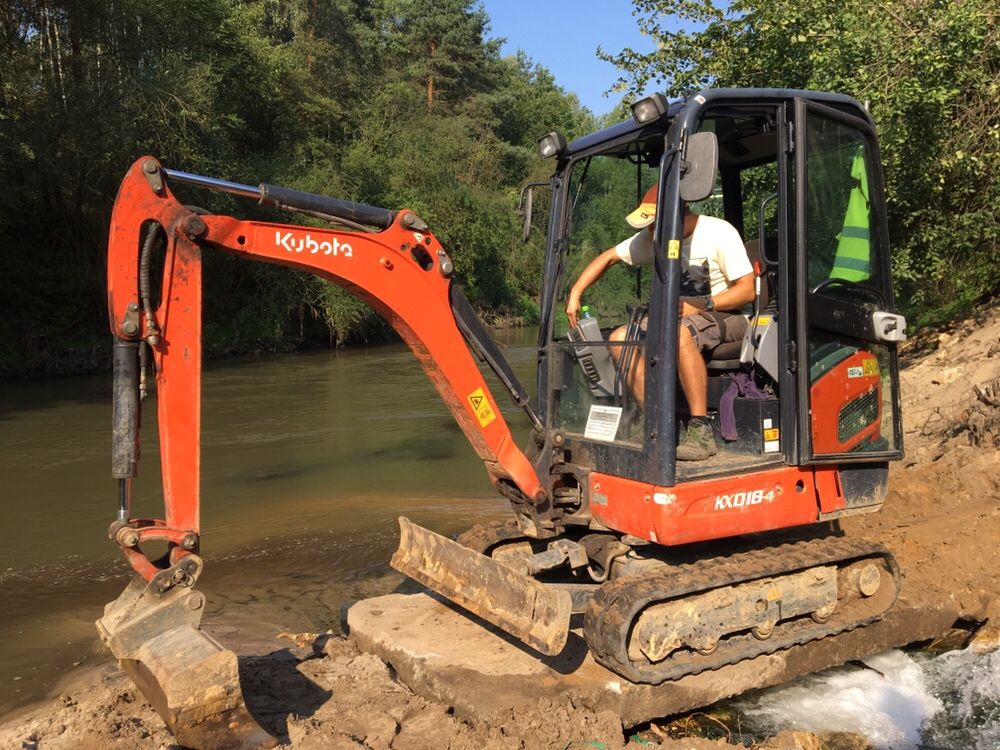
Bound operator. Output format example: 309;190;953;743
565;185;755;461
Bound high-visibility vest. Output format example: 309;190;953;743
831;148;871;282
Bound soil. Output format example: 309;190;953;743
1;301;997;750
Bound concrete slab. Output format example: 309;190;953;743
344;591;959;728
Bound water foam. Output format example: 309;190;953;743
920;646;1000;750
737;650;944;748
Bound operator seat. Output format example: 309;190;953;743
705;236;776;371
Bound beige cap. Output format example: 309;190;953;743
625;184;658;229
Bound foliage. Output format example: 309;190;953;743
600;0;1000;324
0;0;592;377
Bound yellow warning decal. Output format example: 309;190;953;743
763;427;780;441
667;239;680;259
467;387;496;428
756;315;771;326
862;358;879;376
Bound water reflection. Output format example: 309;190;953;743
0;328;537;714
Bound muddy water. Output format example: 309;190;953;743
0;328;538;716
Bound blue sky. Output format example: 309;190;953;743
480;0;661;116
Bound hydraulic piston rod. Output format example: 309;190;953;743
163;168;396;229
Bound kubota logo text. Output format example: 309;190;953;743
275;231;353;257
714;489;775;510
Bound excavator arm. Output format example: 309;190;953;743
108;156;544;572
98;157;569;750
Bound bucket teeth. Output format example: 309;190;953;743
97;562;273;750
390;516;571;655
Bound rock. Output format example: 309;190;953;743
970;619;1000;654
276;631;320;649
817;731;873;750
646;738;732;749
924;626;973;653
345;593;961;729
392;706;453;750
758;730;823;750
347;652;395;683
321;634;356;660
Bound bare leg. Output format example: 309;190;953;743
677;323;708;417
609;325;645;408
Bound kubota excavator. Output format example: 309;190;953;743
99;88;909;749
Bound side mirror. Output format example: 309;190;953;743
517;182;548;243
679;132;718;203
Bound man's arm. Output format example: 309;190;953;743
566;247;621;327
680;273;755;316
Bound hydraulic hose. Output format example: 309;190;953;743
138;222;163;344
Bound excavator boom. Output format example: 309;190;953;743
100;157;553;748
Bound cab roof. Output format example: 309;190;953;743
564;88;871;162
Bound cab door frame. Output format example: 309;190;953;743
792;98;904;465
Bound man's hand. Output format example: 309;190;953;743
566;294;581;328
565;248;622;329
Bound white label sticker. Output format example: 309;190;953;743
763;418;773;429
764;440;780;453
584;405;623;442
847;366;863;378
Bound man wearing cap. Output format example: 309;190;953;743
565;184;755;461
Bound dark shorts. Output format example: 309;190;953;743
682;310;748;352
637;310;748;352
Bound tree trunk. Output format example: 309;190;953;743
427;40;436;108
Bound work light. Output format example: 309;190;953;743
631;93;669;125
536;132;567;159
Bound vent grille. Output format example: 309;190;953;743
838;388;879;443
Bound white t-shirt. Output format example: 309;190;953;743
613;215;753;309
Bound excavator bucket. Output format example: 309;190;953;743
390;516;572;655
96;562;272;750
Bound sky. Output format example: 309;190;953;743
480;0;661;116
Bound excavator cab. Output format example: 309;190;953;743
99;88;907;749
530;90;906;542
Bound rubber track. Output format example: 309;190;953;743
456;519;526;554
583;536;900;684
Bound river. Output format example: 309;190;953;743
0;328;537;716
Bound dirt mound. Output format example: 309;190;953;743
0;637;630;750
1;301;998;749
843;301;1000;623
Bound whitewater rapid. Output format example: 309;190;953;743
736;647;1000;749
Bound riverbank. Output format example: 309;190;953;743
0;310;536;381
0;302;997;748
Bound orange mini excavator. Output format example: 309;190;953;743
99;89;909;748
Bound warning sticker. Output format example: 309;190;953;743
467;387;496;428
862;358;879;376
847;366;863;378
667;239;680;259
584;405;623;442
755;315;771;326
763;425;780;453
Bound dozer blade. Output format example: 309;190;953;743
390;516;571;655
96;559;273;750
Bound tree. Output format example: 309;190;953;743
0;0;591;377
601;0;1000;323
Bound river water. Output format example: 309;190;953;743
2;330;997;746
0;328;536;716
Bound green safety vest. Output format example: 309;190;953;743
830;148;871;282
